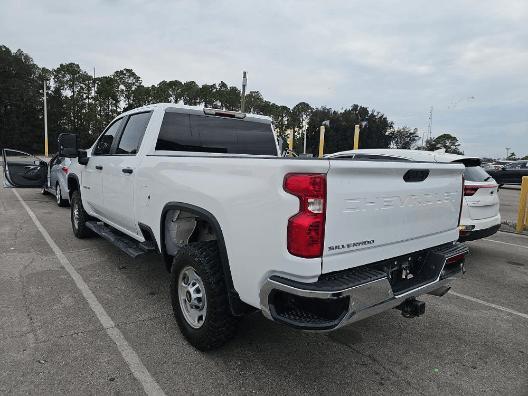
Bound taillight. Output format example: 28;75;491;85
61;166;69;174
446;253;465;265
284;173;327;258
464;185;479;196
464;184;497;196
458;176;464;226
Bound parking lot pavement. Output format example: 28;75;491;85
498;187;521;223
1;186;527;395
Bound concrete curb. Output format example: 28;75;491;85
499;185;521;191
500;221;528;236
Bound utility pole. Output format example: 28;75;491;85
43;80;48;157
427;106;433;141
240;71;247;112
506;147;511;159
421;106;433;147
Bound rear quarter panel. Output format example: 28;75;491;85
135;155;330;308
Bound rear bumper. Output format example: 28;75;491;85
259;243;468;330
459;224;500;242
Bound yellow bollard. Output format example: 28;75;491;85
353;124;360;150
288;129;294;152
318;126;325;158
516;176;528;233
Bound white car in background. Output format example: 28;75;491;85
42;154;71;207
327;149;501;242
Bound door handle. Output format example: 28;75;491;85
95;165;103;170
122;168;133;174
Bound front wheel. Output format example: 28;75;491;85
170;241;238;351
56;183;68;207
70;190;93;238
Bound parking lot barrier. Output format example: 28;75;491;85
516;176;528;233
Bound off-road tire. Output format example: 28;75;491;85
71;190;93;238
56;183;68;207
170;241;238;350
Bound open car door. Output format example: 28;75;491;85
2;149;47;188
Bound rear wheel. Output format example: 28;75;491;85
71;190;93;238
170;241;238;350
56;183;68;207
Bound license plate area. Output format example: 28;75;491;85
371;249;443;295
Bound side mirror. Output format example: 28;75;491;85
78;150;89;165
58;133;79;158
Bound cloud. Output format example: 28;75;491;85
1;0;527;157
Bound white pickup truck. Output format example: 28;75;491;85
4;103;468;350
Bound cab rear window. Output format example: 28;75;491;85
463;166;491;182
156;112;277;155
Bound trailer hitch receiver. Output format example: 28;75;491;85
396;298;426;318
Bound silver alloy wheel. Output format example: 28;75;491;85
72;201;80;229
178;266;207;329
56;184;61;204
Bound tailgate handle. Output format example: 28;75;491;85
403;169;429;182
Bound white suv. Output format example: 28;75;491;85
327;149;501;241
457;163;500;241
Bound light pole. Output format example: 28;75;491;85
318;120;330;158
240;71;247;112
353;121;368;150
43;80;48;157
303;127;307;154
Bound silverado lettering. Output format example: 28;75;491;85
328;239;375;251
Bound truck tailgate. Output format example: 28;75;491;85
322;160;463;274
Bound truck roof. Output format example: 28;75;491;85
120;103;272;124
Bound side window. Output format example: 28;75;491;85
93;118;124;155
116;112;153;155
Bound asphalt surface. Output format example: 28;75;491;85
498;186;522;223
1;185;527;395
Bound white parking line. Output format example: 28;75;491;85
497;230;528;238
13;189;166;396
483;238;528;249
450;291;528;320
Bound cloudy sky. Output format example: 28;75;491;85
2;0;527;158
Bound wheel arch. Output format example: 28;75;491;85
67;174;80;199
160;202;251;316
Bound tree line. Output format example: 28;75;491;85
1;44;466;156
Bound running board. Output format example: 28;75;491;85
85;221;156;258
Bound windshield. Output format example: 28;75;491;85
463;166;492;182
